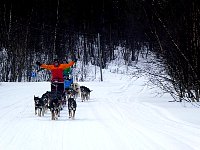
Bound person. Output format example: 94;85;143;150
62;60;72;79
36;59;76;93
62;59;74;89
36;59;75;82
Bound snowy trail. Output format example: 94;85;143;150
87;80;200;150
1;75;200;150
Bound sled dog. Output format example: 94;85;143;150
71;83;81;99
49;98;61;120
34;96;45;117
41;91;51;113
80;86;92;102
68;97;77;119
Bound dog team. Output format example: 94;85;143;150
34;82;92;120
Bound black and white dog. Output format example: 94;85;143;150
80;86;92;102
49;97;61;120
41;91;51;113
68;97;77;119
65;88;77;99
34;95;45;117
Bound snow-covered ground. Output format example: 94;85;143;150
1;69;200;150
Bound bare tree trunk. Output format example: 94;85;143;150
53;0;60;59
98;33;103;81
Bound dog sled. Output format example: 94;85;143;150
33;68;80;120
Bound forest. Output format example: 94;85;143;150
0;0;199;102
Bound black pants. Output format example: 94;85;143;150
51;82;64;94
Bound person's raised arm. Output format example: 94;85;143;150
61;61;75;69
36;61;54;70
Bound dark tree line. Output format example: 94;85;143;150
0;0;200;101
0;0;143;82
138;0;200;102
110;0;200;102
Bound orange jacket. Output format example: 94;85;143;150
40;61;75;82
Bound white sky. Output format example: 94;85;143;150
1;67;200;150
